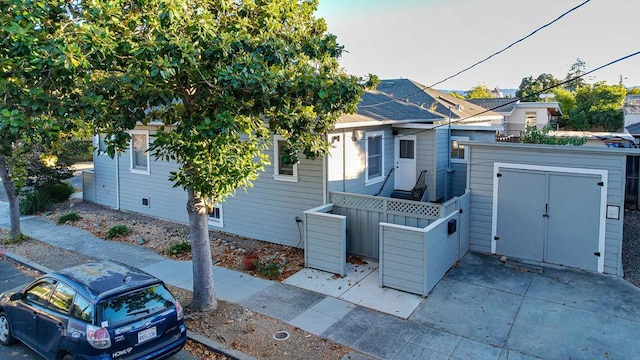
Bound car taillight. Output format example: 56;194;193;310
175;300;183;321
86;324;111;349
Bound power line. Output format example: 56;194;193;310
353;51;640;141
358;0;591;109
428;0;591;89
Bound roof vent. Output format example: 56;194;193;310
456;104;463;111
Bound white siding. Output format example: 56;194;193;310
327;127;395;197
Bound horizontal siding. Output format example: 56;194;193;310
304;208;346;275
223;155;324;247
337;126;395;196
380;225;426;295
467;143;627;275
451;162;467;197
93;154;118;208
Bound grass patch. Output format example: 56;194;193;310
57;212;81;224
2;233;28;245
105;225;130;239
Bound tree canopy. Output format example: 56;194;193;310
466;83;494;99
566;83;626;131
0;0;91;236
75;0;363;311
516;73;560;101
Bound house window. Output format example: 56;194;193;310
208;203;223;227
366;131;384;184
273;135;298;182
525;112;537;128
130;130;150;174
451;136;469;163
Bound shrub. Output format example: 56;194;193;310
19;190;52;215
105;225;130;239
256;262;281;279
167;241;191;256
57;212;81;224
41;182;75;203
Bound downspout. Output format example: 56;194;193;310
323;134;328;204
342;129;346;193
115;152;120;210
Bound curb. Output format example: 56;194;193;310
1;249;53;274
0;249;250;360
187;332;258;360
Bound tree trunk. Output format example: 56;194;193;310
0;156;21;236
186;187;217;312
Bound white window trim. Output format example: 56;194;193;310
208;203;224;228
273;135;299;182
451;136;469;163
365;130;384;185
129;130;150;175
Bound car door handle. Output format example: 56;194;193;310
32;312;37;320
56;323;64;332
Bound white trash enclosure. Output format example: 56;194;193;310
304;192;470;296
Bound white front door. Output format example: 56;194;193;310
394;135;416;191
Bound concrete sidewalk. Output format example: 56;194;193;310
1;201;640;359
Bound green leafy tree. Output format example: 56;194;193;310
0;1;90;236
80;0;362;311
466;83;494;99
551;87;576;128
564;58;589;92
516;73;560;101
567;83;626;131
520;126;586;145
628;87;640;95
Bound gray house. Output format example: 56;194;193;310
83;79;501;249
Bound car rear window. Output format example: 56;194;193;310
99;284;175;326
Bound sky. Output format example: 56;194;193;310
315;0;640;91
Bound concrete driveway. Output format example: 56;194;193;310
408;252;640;359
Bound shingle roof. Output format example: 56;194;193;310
338;89;443;126
466;98;517;113
376;79;501;120
626;122;640;135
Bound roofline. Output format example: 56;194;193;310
334;118;435;129
393;123;503;131
461;140;640;154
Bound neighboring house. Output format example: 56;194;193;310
468;98;562;135
83;80;501;249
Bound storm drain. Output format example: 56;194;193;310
273;331;290;341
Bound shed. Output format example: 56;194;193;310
464;141;631;276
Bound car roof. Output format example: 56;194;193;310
50;261;162;301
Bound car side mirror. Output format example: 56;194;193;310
9;293;22;301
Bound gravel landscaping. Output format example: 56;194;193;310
623;210;640;287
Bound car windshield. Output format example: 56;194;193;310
99;284;175;326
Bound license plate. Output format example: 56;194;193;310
137;327;157;343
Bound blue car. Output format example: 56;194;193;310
0;261;187;360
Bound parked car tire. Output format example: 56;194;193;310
62;353;74;360
0;312;15;345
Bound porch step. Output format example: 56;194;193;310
390;190;419;201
